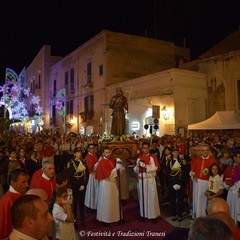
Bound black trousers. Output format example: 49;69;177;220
72;184;86;224
54;155;64;173
169;185;184;218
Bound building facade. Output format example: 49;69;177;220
17;29;240;136
106;69;206;137
181;29;240;120
24;30;190;135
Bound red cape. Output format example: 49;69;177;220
95;157;116;180
191;156;218;180
30;171;56;199
137;153;161;172
0;191;23;238
85;153;98;173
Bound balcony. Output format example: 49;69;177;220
82;82;93;89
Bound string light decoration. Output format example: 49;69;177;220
55;88;66;131
0;68;44;120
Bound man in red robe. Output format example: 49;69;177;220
190;143;218;218
40;138;55;162
95;146;123;226
134;142;161;223
0;168;30;239
30;160;56;200
84;144;99;212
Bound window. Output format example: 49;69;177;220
65;71;69;92
38;74;41;89
99;64;103;76
33;80;35;94
53;80;56;97
84;95;94;120
87;62;92;83
52;105;56;124
66;100;73;115
66;101;69;115
70;99;73;115
70;68;74;91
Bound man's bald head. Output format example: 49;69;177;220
207;197;230;215
209;211;236;233
26;188;49;205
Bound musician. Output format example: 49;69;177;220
165;147;188;222
95;146;123;226
133;142;161;224
66;147;89;227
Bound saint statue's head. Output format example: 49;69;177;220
116;87;123;96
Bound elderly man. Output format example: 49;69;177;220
207;197;230;215
207;198;240;239
190;144;218;218
188;217;233;240
30;160;56;199
26;188;49;205
9;195;53;240
0;168;30;239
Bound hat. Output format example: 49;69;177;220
165;146;172;152
172;147;179;152
74;147;82;153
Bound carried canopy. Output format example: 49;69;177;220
188;111;240;130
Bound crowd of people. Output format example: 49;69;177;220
0;130;240;239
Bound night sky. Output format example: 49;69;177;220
0;0;240;83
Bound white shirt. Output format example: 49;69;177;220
9;228;37;240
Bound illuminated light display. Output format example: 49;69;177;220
55;88;66;131
0;68;44;121
56;88;66;117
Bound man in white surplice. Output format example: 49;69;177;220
134;142;161;223
95;146;123;226
84;144;99;212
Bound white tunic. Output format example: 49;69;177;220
227;180;240;223
133;157;160;219
84;172;99;209
96;169;120;223
192;178;208;218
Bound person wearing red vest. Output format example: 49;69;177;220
95;146;123;226
84;144;99;213
30;160;56;200
134;142;161;223
190;143;218;218
0;168;30;239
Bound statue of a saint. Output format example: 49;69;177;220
109;87;128;136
